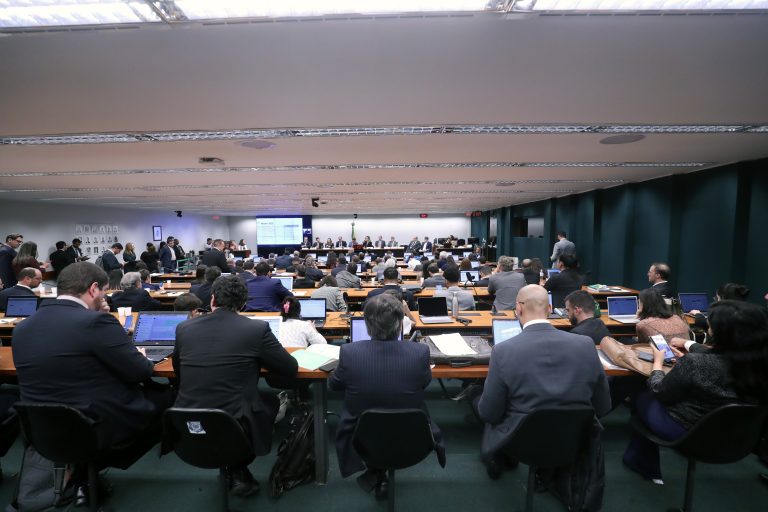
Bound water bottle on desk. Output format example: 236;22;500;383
451;291;459;318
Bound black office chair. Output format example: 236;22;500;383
502;406;595;512
631;403;768;512
163;408;254;512
352;409;440;512
14;403;103;512
0;412;20;480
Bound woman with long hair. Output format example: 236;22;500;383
623;300;768;483
276;296;327;348
12;241;43;276
635;288;690;345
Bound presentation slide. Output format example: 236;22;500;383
257;217;304;245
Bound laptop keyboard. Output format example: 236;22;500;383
143;347;173;361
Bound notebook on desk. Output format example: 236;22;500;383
417;297;453;324
350;317;403;342
132;311;190;362
298;298;327;327
607;296;640;324
679;293;709;315
5;297;39;318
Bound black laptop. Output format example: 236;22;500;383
132;311;190;362
417;297;453;324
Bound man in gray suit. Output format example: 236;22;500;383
474;285;611;478
487;256;526;311
550;231;576;268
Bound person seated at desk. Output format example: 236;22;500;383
275;249;294;270
407;236;422;254
191;266;221;310
433;266;476;311
361;236;374;248
487;256;526;311
13;262;173;500
645;262;675;299
276;296;327;348
370;257;386;274
331;256;348;277
237;239;248;251
636;289;689;345
201;239;230;274
422;264;445;288
544;254;584;308
301;236;311;249
336;262;362;289
190;264;207;285
139;269;160;291
284;256;302;273
366;267;416;310
623;300;768;484
473;284;610;479
293;265;317;289
310;275;348;312
564;290;609;344
110;272;163;312
517;258;539;285
302;256;324;282
324;237;334;249
475;265;492;287
173;292;203;315
0;267;40;312
335;236;347;249
173;276;298;497
387;236;398;248
245;262;293;312
311;237;323;249
330;293;445;498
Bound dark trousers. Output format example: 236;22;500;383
623;391;687;480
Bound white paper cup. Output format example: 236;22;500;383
51;287;57;296
123;307;132;316
117;307;126;317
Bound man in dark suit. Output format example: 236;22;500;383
475;265;492;287
335;236;347;249
101;243;124;272
0;233;23;288
245;262;293;312
275;249;294;270
190;266;221;310
173;276;297;496
0;267;41;311
374;236;386;248
158;239;176;272
293;265;317;289
173;238;186;261
422;236;433;253
565;290;610;345
12;263;172;496
110;272;163;312
330;293;445;499
646;262;674;298
474;284;610;478
66;238;89;263
50;241;75;277
544;254;584;308
366;267;416;310
200;239;230;274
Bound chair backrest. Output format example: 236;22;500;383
14;403;100;464
674;404;768;464
163;408;254;469
504;406;594;469
352;409;435;470
0;412;19;457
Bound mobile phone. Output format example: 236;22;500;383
123;315;133;331
650;334;675;361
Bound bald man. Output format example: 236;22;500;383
474;285;611;478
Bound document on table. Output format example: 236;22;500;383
292;349;334;370
430;333;476;356
306;344;340;360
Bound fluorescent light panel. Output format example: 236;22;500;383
0;1;160;28
524;0;768;10
2;124;766;145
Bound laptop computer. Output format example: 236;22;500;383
547;293;565;318
298;298;327;327
261;315;282;339
317;255;328;264
492;319;522;345
607;296;640;324
547;268;561;277
5;296;39;317
350;317;403;342
307;253;317;259
417;297;453;324
463;251;472;258
460;270;479;283
470;261;480;269
678;293;709;315
132;311;190;362
271;276;294;291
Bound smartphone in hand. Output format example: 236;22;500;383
650;334;675;361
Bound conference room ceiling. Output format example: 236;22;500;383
1;11;767;216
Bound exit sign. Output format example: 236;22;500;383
419;213;429;218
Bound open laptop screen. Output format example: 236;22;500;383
132;312;190;345
460;270;479;282
678;293;709;313
548;269;561;277
350;317;403;342
298;298;326;320
5;297;38;317
608;296;638;316
417;297;448;317
492;319;522;345
261;316;282;338
272;276;293;291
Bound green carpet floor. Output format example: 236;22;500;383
1;380;765;511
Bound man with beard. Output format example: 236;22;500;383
564;290;610;344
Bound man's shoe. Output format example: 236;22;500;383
229;467;260;497
374;475;389;501
486;456;504;480
356;469;380;493
450;384;481;402
73;475;113;507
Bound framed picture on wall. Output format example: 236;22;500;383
153;226;162;241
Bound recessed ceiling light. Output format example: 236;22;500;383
600;134;646;145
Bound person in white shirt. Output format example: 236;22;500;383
277;297;328;348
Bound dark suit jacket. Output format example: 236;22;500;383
50;249;75;276
0;284;36;311
65;245;85;263
477;322;610;461
101;251;122;272
110;288;163;312
544;269;584;308
374;240;386;248
173;309;298;455
275;255;293;269
571;317;611;345
158;245;175;271
329;340;445;477
245;276;293;312
366;284;416;310
200;248;230;274
12;300;156;446
422;241;433;253
335;241;347;248
190;282;213;309
650;281;675;298
0;245;17;288
293;277;317;289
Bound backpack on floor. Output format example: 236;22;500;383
268;405;315;498
6;445;73;512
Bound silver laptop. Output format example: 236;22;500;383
271;276;294;291
298;298;327;327
132;311;190;362
492;319;522;345
607;296;639;324
417;297;453;324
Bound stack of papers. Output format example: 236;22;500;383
430;333;476;356
291;344;341;370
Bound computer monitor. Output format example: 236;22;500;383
607;296;639;316
470;261;480;269
492;319;522;345
423;252;433;259
5;297;38;317
350;317;403;342
271;276;293;291
297;298;326;321
307;253;317;259
437;238;448;245
463;251;472;257
132;312;190;346
467;237;480;246
404;252;412;262
678;293;709;313
317;255;328;264
261;316;282;339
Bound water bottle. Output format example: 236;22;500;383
539;269;544;282
451;291;459;317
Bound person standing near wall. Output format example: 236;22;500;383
550;231;576;269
